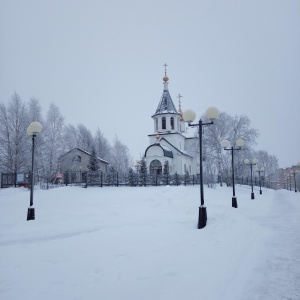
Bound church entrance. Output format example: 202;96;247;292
150;159;162;174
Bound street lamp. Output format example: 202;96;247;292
256;167;264;195
26;121;42;221
244;158;258;199
183;107;220;229
220;138;244;208
292;162;300;192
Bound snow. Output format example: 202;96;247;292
0;184;299;300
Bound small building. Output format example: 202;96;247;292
59;148;109;174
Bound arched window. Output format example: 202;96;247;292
162;117;166;129
72;155;81;162
170;117;174;130
150;160;162;174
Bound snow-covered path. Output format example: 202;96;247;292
240;190;300;300
0;185;299;300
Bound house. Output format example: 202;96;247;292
59;148;109;174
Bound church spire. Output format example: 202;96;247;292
153;64;178;115
163;63;169;91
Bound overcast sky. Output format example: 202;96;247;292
1;0;299;168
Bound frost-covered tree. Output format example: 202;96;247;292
110;135;131;173
188;112;259;184
0;93;29;173
26;97;44;173
162;160;170;185
139;157;147;186
94;128;112;162
253;150;278;178
77;124;94;152
63;124;78;151
87;148;99;172
42;103;64;181
87;147;101;186
27;98;43;123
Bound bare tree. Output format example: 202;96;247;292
111;135;131;173
77;124;94;152
254;150;278;178
94;128;112;162
26;97;44;173
62;124;78;151
41;103;64;181
0;93;29;173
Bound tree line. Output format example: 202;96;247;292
1;93;279;185
184;112;278;184
0;93;132;178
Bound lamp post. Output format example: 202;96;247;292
183;107;220;229
221;139;244;208
26;122;42;221
292;162;300;192
244;158;258;199
256;167;264;195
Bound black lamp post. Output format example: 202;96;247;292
183;107;220;229
221;138;244;208
256;167;264;195
26;121;42;221
291;162;300;192
291;170;297;192
244;158;258;199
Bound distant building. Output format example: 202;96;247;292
59;148;109;174
274;166;300;190
144;68;197;175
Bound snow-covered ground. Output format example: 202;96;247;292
0;184;299;300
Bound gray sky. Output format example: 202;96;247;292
1;0;299;168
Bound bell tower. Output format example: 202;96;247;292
151;64;182;134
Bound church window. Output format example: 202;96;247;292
155;119;158;132
170;117;174;130
150;160;162;174
162;117;166;129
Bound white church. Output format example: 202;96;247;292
144;68;198;175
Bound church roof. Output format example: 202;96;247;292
154;89;178;115
153;71;179;116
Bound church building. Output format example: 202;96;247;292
144;67;197;175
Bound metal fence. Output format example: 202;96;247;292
63;170;202;187
0;170;275;190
